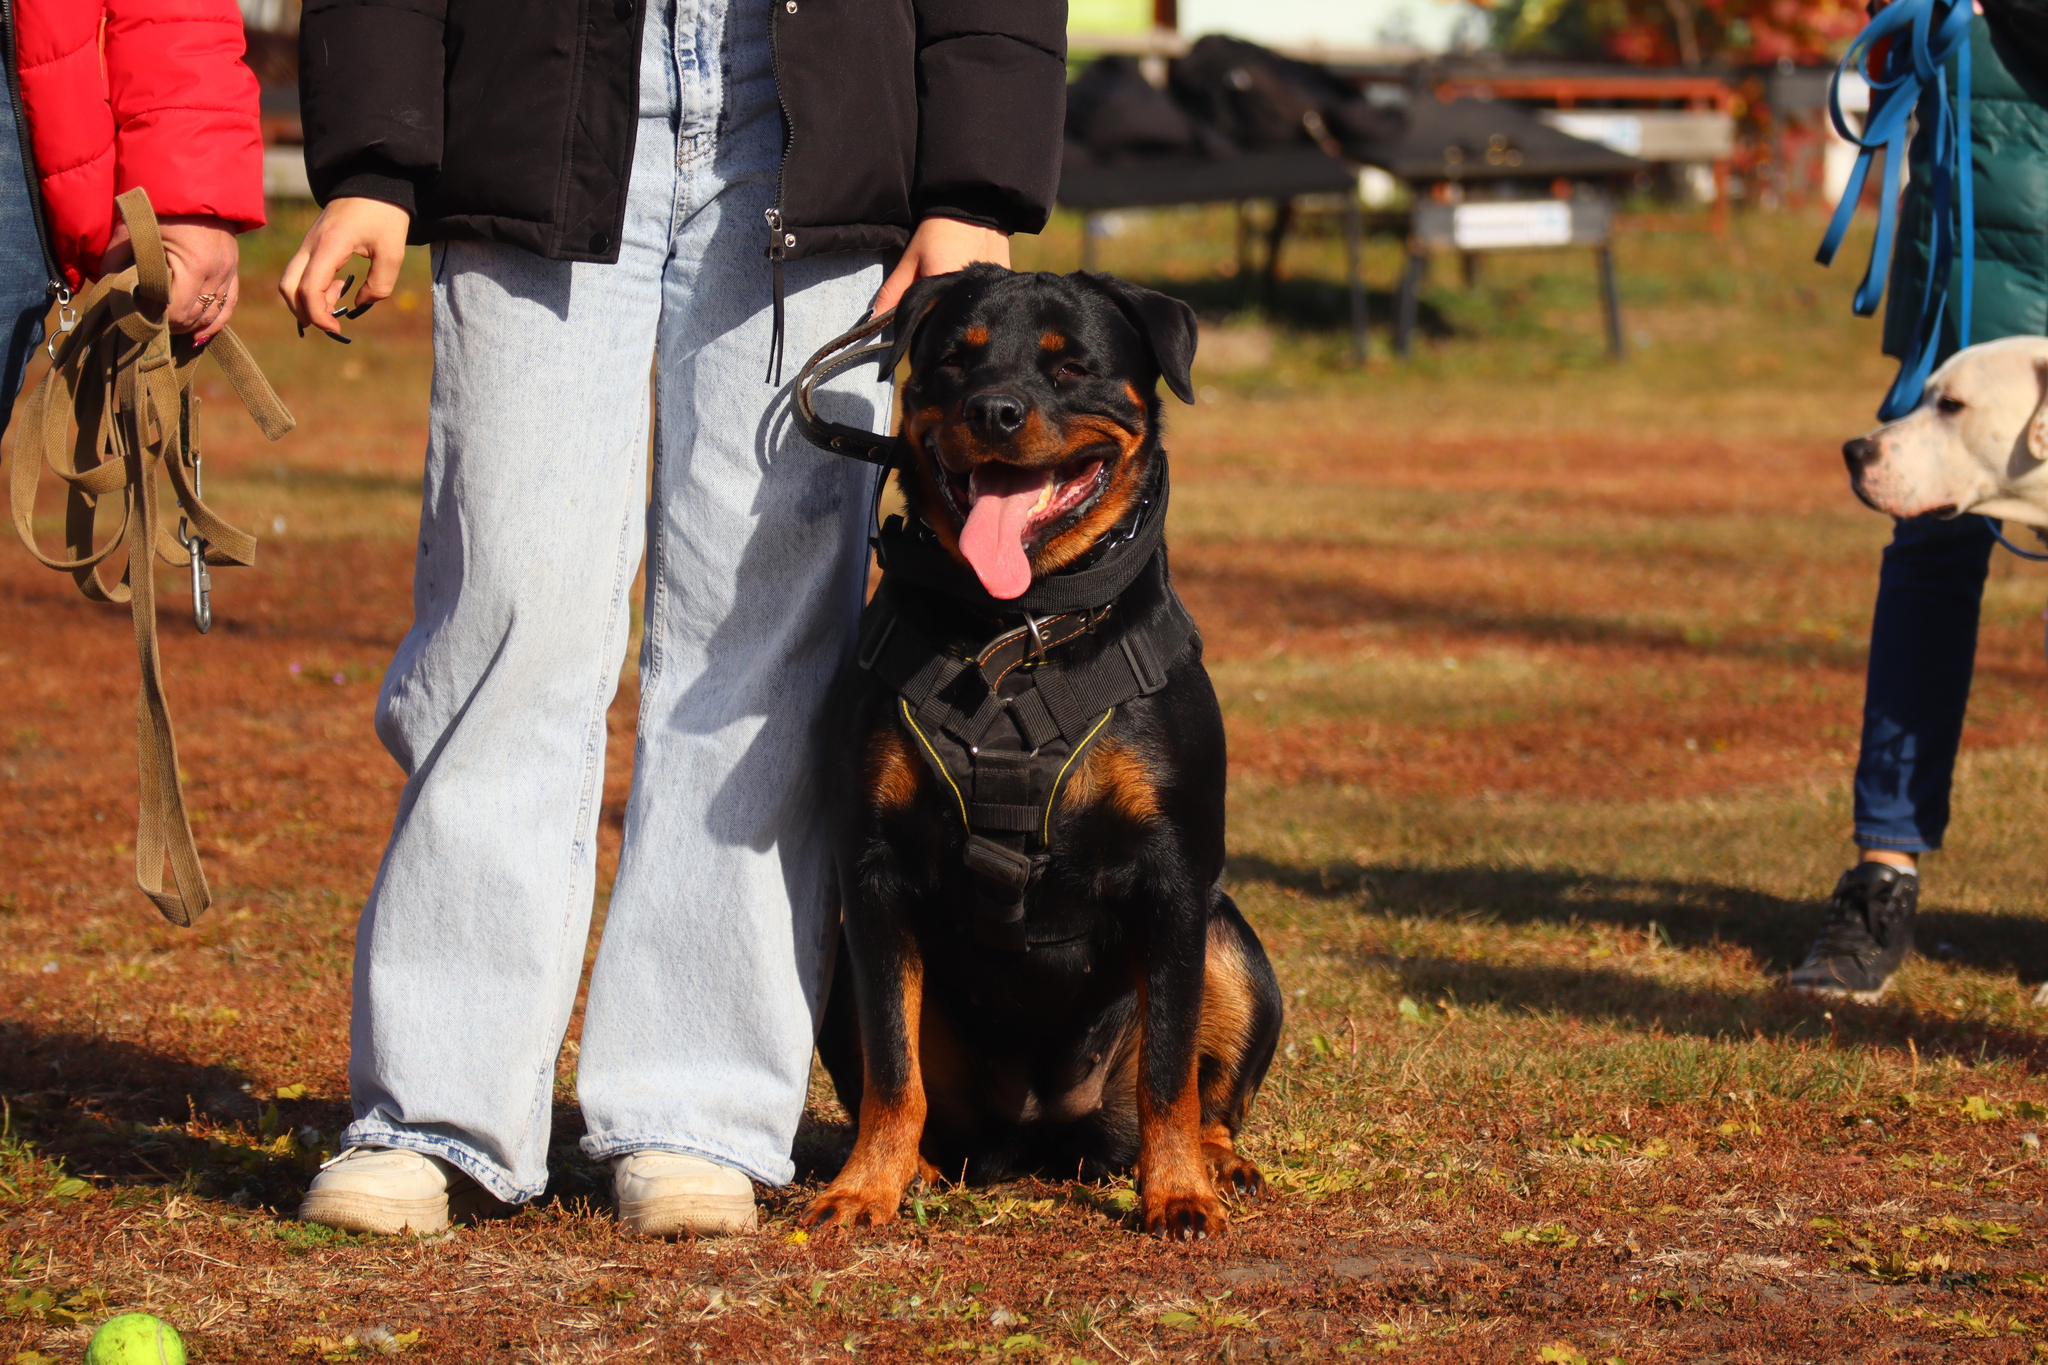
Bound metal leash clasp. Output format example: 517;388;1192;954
176;518;212;634
45;286;77;360
177;443;213;633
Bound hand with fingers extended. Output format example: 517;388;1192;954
99;215;242;345
279;196;411;340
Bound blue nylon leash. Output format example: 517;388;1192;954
1817;0;1976;420
1982;516;2048;561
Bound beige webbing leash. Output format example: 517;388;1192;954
8;187;295;926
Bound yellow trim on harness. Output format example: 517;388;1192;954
1043;708;1117;843
900;697;970;829
898;697;1117;846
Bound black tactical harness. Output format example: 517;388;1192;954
795;310;1198;950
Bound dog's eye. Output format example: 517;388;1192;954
935;351;967;373
1054;362;1090;383
1936;395;1966;416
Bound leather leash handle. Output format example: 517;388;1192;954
7;187;295;926
791;307;901;466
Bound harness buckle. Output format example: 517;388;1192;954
1120;633;1167;694
963;834;1034;916
1023;612;1050;662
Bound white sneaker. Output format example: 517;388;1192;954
298;1146;490;1234
612;1151;756;1236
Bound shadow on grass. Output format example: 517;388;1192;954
1220;859;2048;1055
1176;563;1903;675
0;1019;838;1217
0;1021;310;1206
1373;952;2048;1075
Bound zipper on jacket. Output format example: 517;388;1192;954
1;0;69;316
765;207;788;385
763;3;795;385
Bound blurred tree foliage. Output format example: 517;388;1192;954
1476;0;1865;67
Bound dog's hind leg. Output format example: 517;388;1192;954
1196;890;1283;1199
803;921;929;1230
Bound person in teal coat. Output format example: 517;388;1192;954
1795;4;2048;998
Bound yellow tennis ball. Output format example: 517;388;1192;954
85;1313;187;1365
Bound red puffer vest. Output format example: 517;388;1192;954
14;0;264;292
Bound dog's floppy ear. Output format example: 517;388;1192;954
1081;273;1199;405
2032;359;2048;466
882;273;962;379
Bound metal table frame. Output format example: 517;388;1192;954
1058;149;1369;364
1394;195;1624;360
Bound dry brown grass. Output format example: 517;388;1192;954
0;210;2044;1363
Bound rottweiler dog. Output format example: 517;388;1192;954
805;265;1283;1239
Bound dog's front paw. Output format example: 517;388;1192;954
1204;1143;1265;1200
801;1181;905;1231
1140;1185;1228;1240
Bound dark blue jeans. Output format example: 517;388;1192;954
0;79;51;439
1853;513;1996;852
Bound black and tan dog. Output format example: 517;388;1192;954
802;266;1282;1239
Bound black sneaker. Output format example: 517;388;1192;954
1788;862;1917;1001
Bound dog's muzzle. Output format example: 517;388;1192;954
1842;437;1886;511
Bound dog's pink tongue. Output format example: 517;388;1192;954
958;464;1047;600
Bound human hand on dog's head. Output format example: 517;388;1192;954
887;266;1197;599
873;216;1011;317
1843;337;2048;528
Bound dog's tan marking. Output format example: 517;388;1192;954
865;724;922;813
916;987;979;1144
1135;977;1227;1237
804;958;927;1229
897;405;945;454
1200;1119;1263;1197
1041;331;1067;352
1194;924;1267;1197
1036;440;1150;576
1198;921;1258;1074
1059;737;1160;823
963;326;990;347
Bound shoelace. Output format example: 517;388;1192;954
1804;903;1883;969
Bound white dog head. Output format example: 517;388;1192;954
1845;336;2048;529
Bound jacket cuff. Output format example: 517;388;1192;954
915;183;1045;236
915;206;1008;234
323;168;419;218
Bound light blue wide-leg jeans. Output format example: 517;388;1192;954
341;0;886;1203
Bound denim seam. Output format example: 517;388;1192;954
341;1122;543;1205
578;1131;787;1187
1855;829;1938;852
641;429;669;705
519;474;644;1167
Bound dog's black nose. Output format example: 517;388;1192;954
1842;437;1880;470
965;392;1028;440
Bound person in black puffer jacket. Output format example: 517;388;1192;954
281;0;1066;1239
